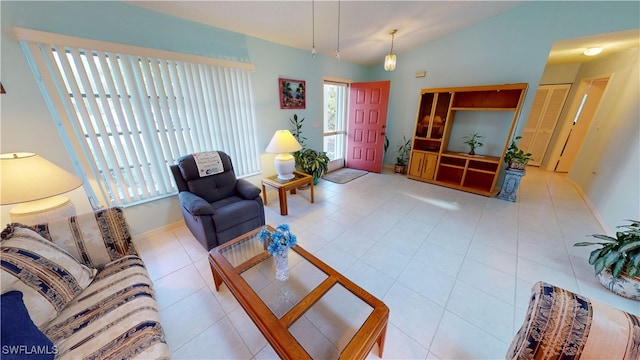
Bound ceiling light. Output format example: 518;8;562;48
584;47;603;56
384;29;398;71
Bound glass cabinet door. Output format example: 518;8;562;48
415;93;434;138
430;92;451;140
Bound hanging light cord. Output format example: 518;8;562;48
390;31;395;54
311;0;316;56
336;0;341;60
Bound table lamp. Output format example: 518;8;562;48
1;152;83;225
265;130;302;181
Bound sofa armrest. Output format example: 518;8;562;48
507;281;640;359
34;207;137;269
235;179;261;200
179;191;215;216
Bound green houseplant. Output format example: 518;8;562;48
504;136;532;169
288;114;329;183
297;148;329;184
574;219;640;300
394;135;411;174
462;132;483;155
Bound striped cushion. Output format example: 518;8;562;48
508;281;640;359
44;255;170;359
34;207;137;269
1;226;97;328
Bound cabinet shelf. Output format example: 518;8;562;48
439;164;465;170
407;83;527;196
413;137;441;141
451;107;517;111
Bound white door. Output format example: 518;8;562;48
519;84;571;166
555;77;609;173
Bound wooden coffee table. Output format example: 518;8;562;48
208;226;389;359
261;171;314;215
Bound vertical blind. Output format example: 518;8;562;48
16;28;260;208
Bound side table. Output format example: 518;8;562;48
497;168;526;202
261;171;314;215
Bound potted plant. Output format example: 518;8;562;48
297;148;329;184
504;136;532;170
574;219;640;300
288;113;328;182
394;135;411;174
462;132;483;155
289;114;307;165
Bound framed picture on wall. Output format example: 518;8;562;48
279;78;305;109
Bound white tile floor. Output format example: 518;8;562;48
134;167;640;359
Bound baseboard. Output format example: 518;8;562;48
135;220;185;238
565;177;613;234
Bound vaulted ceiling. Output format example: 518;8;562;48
127;1;639;66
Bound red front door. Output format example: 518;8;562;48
346;81;390;173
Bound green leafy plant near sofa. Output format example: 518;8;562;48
574;219;640;278
296;148;329;182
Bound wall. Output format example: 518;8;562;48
374;1;639;165
1;1;638;233
370;1;638;232
539;63;581;85
567;48;640;228
0;1;367;233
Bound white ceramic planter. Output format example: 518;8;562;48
597;267;640;301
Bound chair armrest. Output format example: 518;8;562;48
235;179;261;199
179;191;215;216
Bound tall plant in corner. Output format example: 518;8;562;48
289;114;329;183
394;135;411;174
289;114;307;166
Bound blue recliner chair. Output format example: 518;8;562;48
170;151;265;250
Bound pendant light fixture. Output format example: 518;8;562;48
335;0;341;61
311;0;316;58
384;29;397;71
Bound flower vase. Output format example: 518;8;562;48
273;250;289;281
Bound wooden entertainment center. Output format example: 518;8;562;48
407;83;528;196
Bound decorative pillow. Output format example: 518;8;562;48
33;207;137;269
1;226;97;328
0;291;56;359
507;281;640;360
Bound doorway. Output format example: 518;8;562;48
323;80;348;173
322;79;391;174
553;76;610;172
346;80;390;173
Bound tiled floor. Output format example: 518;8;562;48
134;167;640;359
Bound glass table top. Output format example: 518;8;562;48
264;171;310;184
218;231;375;358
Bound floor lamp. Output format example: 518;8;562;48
1;152;83;225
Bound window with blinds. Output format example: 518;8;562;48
16;28;261;208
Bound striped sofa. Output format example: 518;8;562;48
507;281;639;360
1;208;170;359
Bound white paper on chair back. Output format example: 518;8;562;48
193;151;224;177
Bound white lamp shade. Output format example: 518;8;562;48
265;130;302;154
265;130;302;181
384;53;397;71
1;152;83;205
